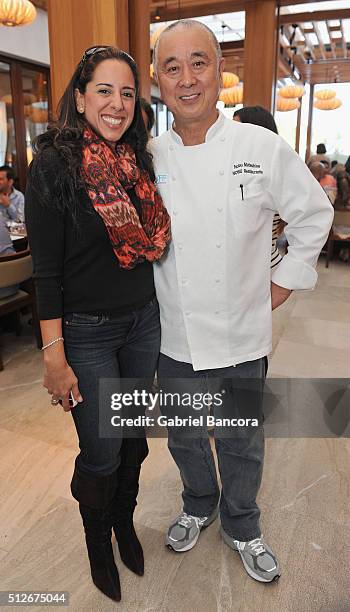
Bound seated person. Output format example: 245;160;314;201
335;171;350;210
0;215;19;298
308;161;325;183
0;166;25;222
307;143;331;172
308;161;337;204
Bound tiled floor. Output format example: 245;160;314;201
0;258;349;612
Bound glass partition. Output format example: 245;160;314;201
0;61;17;174
22;68;49;165
311;82;350;164
0;55;50;191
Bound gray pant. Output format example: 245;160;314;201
158;354;266;541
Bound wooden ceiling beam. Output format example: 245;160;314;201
306;57;350;66
220;40;244;51
150;0;252;22
279;0;325;5
280;9;350;26
340;21;347;59
326;21;337;59
312;21;326;60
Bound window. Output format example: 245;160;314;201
151;97;174;136
21;68;49;165
0;61;17;174
0;55;50;190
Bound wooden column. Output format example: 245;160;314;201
243;0;278;111
295;94;302;153
47;0;129;114
305;84;314;162
128;0;151;101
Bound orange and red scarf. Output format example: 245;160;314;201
81;126;170;269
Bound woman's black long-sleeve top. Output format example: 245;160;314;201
25;147;155;320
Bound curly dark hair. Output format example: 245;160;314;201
29;46;154;214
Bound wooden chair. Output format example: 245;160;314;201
326;209;350;268
0;250;42;371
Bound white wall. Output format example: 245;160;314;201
0;9;50;66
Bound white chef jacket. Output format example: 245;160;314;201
149;112;333;371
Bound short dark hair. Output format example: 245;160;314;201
331;160;338;168
316;143;326;154
0;165;15;181
140;97;155;133
233;106;278;134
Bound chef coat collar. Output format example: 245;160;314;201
169;111;226;146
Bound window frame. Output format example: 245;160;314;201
0;53;50;191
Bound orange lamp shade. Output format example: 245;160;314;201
278;85;305;99
219;86;243;105
222;72;239;88
314;98;342;110
276;96;300;111
314;89;336;101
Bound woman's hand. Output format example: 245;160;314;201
43;348;83;412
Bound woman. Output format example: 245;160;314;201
25;46;170;602
233;105;286;264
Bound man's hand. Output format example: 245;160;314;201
271;281;292;310
0;193;10;208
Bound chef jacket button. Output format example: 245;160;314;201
178;243;183;250
171;175;176;181
173;210;178;215
219;170;224;176
181;278;187;285
220;137;225;142
169;145;174;151
217;207;223;212
185;311;191;316
216;243;222;248
215;310;220;315
215;278;220;283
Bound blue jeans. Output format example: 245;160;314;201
158;354;266;541
63;299;160;498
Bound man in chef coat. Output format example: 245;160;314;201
150;20;333;583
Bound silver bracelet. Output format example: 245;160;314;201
41;337;64;351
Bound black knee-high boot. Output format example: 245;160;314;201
79;503;121;601
71;466;121;602
112;465;144;576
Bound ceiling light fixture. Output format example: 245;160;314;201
0;0;36;27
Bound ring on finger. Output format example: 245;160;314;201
51;397;60;406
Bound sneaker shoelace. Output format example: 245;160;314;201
178;513;207;529
248;537;266;555
235;536;266;555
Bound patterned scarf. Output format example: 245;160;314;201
81;126;171;270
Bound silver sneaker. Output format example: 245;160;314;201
221;527;281;583
166;508;218;552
